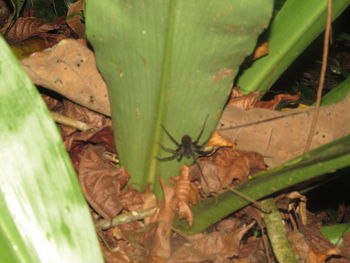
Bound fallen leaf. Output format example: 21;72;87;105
218;95;350;168
228;87;260;110
4;17;69;45
22;39;111;116
146;178;177;262
66;0;85;38
66;125;116;164
206;131;235;149
120;187;146;212
168;222;255;262
78;145;129;220
252;41;269;60
255;93;300;110
193;148;266;195
173;165;193;226
61;100;112;135
288;222;342;263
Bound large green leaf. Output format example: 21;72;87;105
174;133;350;233
0;36;103;263
237;0;350;93
86;0;273;194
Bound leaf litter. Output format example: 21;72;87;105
2;8;350;263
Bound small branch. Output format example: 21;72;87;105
96;207;157;230
304;0;332;152
51;111;94;131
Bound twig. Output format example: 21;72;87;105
226;186;270;214
304;0;332;152
96;207;157;230
51;111;94;131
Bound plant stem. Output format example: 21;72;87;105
261;198;301;263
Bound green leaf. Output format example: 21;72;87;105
320;223;350;245
85;0;273;194
0;36;103;262
174;133;350;234
237;0;350;94
321;76;350;106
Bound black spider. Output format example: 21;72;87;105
157;115;209;163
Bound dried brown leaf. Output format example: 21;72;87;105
147;178;177;262
169;222;255;263
255;93;300;110
206;131;235;148
22;39;110;115
193;148;266;195
340;233;350;260
41;93;63;111
65;125;115;157
228;87;260;110
307;247;341;263
120;187;146;212
4;17;69;44
252;41;269;60
60;100;112;139
288;225;341;263
78;145;129;220
174;166;193;226
66;0;85;38
219;95;350;168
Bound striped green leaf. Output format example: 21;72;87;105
0;36;103;263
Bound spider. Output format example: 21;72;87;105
157;115;209;163
157;116;211;185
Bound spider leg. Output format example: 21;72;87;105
161;125;181;147
158;142;178;154
157;143;179;161
193;114;209;144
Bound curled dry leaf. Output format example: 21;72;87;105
287;231;341;263
60;100;112;144
4;17;69;44
78;145;130;220
66;125;116;166
192;148;266;195
66;0;85;38
228;87;261;110
173;165;193;226
22;39;111;116
255;93;300;110
252;41;269;60
275;192;308;227
147;178;177;262
41;93;63;111
169;221;255;263
205;131;235;149
341;233;350;260
119;187;146;213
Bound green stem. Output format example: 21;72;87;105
261;199;301;263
